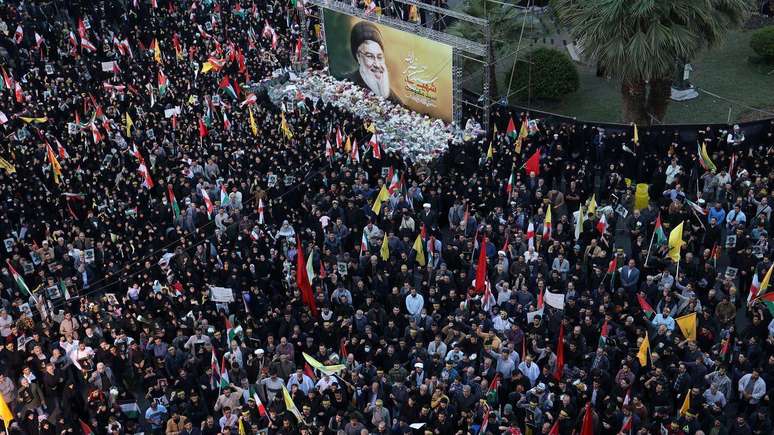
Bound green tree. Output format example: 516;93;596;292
447;0;540;100
551;0;753;124
514;47;579;100
750;26;774;61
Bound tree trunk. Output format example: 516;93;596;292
620;80;648;125
646;78;672;124
488;40;498;104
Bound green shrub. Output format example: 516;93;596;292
750;26;774;60
512;47;580;101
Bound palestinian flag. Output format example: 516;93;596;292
225;318;240;343
220;355;230;388
598;319;609;348
506;116;517;139
637;293;655;319
167;185;180;220
506;170;515;199
760;293;774;316
218;76;238;100
198;118;208;138
6;261;35;301
157;68;168;96
220;184;230;206
654;214;667;245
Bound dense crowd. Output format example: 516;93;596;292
0;1;773;435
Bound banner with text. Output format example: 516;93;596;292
323;9;453;122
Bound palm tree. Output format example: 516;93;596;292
551;0;753;124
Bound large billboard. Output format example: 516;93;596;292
323;9;453;122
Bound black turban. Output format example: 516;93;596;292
350;21;384;59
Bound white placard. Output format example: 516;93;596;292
544;291;565;310
101;61;117;72
164;107;181;118
210;286;234;303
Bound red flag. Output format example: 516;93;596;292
548;420;560;435
79;420;94;435
304;362;317;381
620;416;633;434
294;38;302;62
554;324;565;379
339;337;349;358
580;403;594;435
487;373;500;393
370;134;381;159
14;82;23;103
596;213;608;235
296;237;318;317
77;18;87;38
524;148;540;175
198;118;208;138
475;236;488;293
607;257;617;274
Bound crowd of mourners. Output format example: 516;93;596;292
0;1;773;435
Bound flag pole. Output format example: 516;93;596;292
644;223;657;268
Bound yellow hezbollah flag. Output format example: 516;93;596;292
637;332;649;366
486;142;493;160
46;143;62;184
371;185;390;216
668;221;684;263
19;116;47;123
282;385;304;422
280;112;293;139
125;112;134;137
574;204;584;241
413;233;426;267
0;157;16;174
380;233;390;261
679;392;690;416
302;352;346;375
344;136;352;153
587;194;597;216
249;107;257;136
0;389;13;428
153;38;162;63
633;123;639;144
408;5;420;22
675;312;697;341
759;262;774;295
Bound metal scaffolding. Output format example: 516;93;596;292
305;0;493;131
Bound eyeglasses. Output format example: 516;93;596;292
358;50;385;64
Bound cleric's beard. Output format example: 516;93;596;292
360;62;390;98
